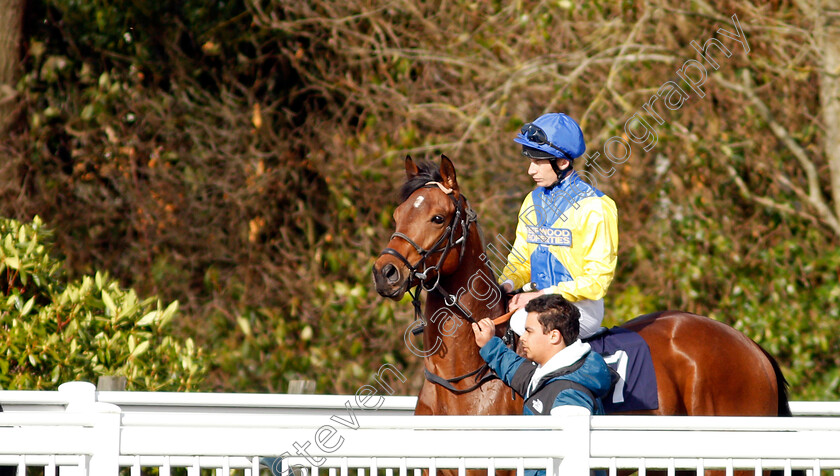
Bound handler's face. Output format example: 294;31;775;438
520;312;562;365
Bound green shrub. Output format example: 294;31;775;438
0;216;205;390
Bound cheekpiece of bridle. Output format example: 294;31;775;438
379;181;477;327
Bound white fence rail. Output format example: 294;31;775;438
1;382;839;475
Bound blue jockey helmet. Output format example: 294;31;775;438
515;113;586;162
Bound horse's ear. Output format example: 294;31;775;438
405;155;420;179
440;155;459;192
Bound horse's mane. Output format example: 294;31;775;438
399;160;443;202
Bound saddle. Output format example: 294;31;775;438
584;327;659;413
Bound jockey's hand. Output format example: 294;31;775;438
508;290;544;312
471;318;496;348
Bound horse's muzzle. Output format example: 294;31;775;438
372;259;408;300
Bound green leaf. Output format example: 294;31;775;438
50;365;60;383
80;276;92;297
81;104;95;121
19;297;35;317
130;340;150;359
158;300;179;328
25;237;37;255
102;290;116;314
237;316;251;336
136;311;158;327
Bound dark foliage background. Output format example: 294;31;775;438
1;0;838;398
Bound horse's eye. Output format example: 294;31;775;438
431;215;445;224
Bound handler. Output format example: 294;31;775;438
472;294;612;418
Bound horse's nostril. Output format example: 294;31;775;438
383;263;400;284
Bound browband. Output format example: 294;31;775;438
426;181;454;194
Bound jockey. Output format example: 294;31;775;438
500;113;619;339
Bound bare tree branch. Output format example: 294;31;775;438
724;162;822;226
715;71;840;237
580;6;653;127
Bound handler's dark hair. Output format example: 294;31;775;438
524;294;580;346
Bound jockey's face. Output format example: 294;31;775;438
528;158;569;187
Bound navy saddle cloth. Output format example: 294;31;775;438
584;327;659;413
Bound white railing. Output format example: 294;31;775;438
1;382;839;475
2;384;831;417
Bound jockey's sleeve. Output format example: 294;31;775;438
497;198;533;290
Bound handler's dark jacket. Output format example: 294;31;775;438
480;337;612;476
479;337;612;415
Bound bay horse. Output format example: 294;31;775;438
373;155;522;417
372;155;792;469
372;154;792;417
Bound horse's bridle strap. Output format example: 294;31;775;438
379;246;417;272
423;364;498;395
426;181;453;194
390;230;447;257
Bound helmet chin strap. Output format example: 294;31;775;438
547;160;574;188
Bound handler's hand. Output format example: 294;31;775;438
508;290;544;312
471;318;496;348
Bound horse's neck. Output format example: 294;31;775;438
423;225;504;370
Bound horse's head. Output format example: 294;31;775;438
373;155;473;300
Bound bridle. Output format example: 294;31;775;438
379;181;511;395
379;181;477;324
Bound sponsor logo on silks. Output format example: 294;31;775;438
531;398;544;413
526;226;572;247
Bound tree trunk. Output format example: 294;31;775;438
0;0;25;134
817;1;840;222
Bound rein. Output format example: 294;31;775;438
424;364;498;395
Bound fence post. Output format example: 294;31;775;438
554;411;591;476
59;382;121;475
96;376;127;391
287;380;316;394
